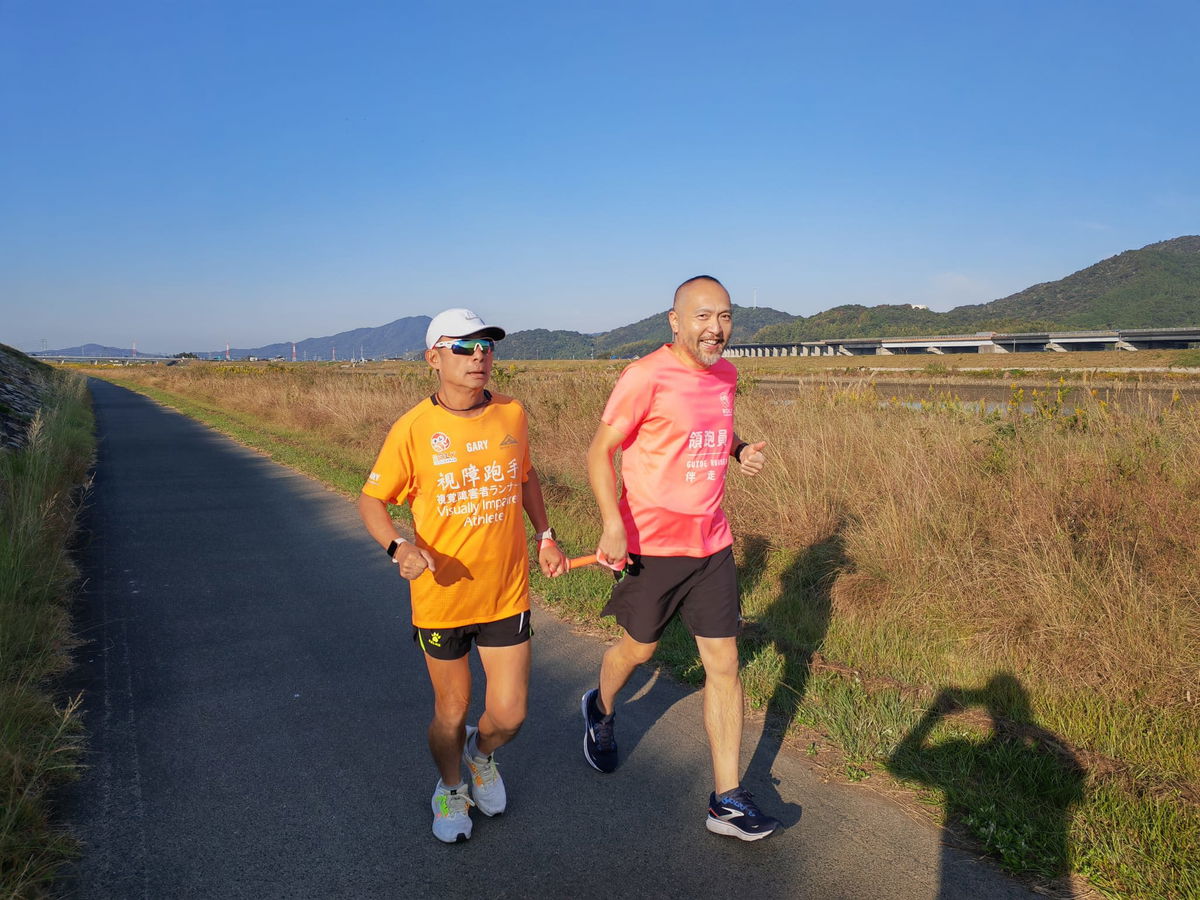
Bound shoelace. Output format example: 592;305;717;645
438;789;475;817
468;753;501;787
719;788;757;814
593;717;616;751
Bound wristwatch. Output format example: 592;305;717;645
387;538;406;559
535;527;557;543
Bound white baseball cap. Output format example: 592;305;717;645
425;308;507;349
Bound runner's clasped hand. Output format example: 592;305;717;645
394;541;437;581
736;440;767;476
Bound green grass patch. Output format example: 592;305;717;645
1172;348;1200;368
1;357;93;897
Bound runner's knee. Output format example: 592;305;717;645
431;697;470;728
484;697;527;735
617;634;658;665
698;639;740;681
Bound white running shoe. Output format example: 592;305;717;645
431;780;473;843
462;725;507;816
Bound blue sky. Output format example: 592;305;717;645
2;1;1197;354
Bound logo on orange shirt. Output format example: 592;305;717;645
431;432;451;452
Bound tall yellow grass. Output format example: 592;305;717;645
731;382;1199;775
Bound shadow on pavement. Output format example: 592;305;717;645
736;532;840;828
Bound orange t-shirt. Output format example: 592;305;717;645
601;345;737;557
362;394;532;629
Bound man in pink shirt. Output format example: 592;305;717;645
581;275;779;840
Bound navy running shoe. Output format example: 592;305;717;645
705;787;780;841
581;689;619;773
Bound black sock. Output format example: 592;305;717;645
592;689;614;720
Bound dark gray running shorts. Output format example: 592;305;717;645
413;610;533;660
600;546;738;644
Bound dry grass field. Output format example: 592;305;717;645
84;355;1199;898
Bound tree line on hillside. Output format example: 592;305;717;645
755;235;1200;345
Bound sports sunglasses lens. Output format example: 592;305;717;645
451;339;494;355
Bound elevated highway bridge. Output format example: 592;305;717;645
725;327;1200;358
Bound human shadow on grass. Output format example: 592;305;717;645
735;532;840;828
887;673;1086;898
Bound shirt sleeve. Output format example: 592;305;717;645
601;361;654;442
362;418;416;503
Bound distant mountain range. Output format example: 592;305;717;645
34;236;1200;360
501;304;795;360
29;342;173;359
203;316;431;362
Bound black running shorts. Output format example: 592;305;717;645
600;546;738;644
413;610;533;661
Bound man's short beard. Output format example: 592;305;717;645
683;336;723;367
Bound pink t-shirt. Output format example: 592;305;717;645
601;345;737;557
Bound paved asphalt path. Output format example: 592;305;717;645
58;379;1038;899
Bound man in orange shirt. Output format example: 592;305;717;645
359;308;567;843
582;275;779;840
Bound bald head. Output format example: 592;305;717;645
673;275;727;311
